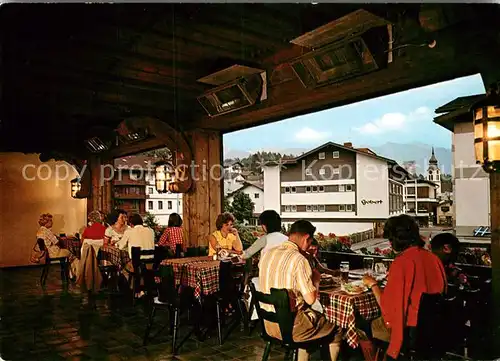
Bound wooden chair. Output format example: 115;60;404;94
213;260;247;345
37;238;69;286
130;246;161;304
143;264;195;354
250;283;336;361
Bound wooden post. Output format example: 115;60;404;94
490;172;500;357
183;129;222;247
87;156;113;215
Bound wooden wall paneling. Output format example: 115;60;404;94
196;131;211;247
208;131;222;233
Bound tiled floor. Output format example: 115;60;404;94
0;266;361;361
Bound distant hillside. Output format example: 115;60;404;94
369;142;452;174
224;142;452;174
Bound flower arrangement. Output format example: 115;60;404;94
457;247;491;267
360;246;396;259
316;232;354;253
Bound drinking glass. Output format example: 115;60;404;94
340;261;349;283
363;257;374;274
382;258;393;273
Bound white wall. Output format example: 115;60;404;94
454;123;477;168
453;122;490;230
145;178;183;226
282;192;355;205
455;178;490;228
356;153;389;217
282;221;372;236
227;185;264;214
281;211;356;219
263;165;280;213
0;153;87;267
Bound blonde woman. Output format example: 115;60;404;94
208;213;243;257
36;213;79;279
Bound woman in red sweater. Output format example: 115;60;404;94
363;215;446;360
82;211;107;240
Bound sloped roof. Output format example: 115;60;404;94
435;94;484;114
226;181;263;197
284;141;397;165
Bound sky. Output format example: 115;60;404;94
223;74;486;153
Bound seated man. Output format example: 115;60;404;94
242;210;288;320
117;213;155;258
259;220;342;361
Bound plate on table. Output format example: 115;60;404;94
341;280;369;295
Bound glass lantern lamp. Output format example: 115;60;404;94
155;161;174;193
70;177;82;198
472;85;500;173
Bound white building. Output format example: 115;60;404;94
223;160;243;175
263;142;407;236
404;178;439;227
434;95;491;236
145;172;183;226
226;181;264;225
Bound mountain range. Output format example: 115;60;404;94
224;142;452;174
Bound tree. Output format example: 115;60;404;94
223;197;233;213
230;191;254;223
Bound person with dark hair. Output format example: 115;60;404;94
207;212;243;256
259;220;343;360
158;213;186;257
362;214;447;360
117;213;154;258
430;233;469;288
104;209;128;246
242;210;287;260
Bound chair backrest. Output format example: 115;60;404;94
219;261;246;296
157;264;177;303
37;238;47;252
249;282;296;345
406;293;447;359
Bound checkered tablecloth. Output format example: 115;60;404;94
320;287;381;348
98;246;131;268
160;256;213;285
185;260;221;300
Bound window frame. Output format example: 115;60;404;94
333;151;340;159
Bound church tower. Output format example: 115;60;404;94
427;147;441;196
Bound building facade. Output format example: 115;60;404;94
263;142;406;236
427;148;442;197
113;157;149;215
226;181;264;225
404;179;439;227
434;95;491;236
145;172;183;226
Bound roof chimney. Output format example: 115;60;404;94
343;142;353;148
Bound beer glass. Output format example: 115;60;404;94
340;261;349;283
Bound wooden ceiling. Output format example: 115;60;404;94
1;3;500;156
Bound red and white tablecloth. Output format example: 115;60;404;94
320;288;381;348
98;246;131;268
161;256;213;285
184;260;221;300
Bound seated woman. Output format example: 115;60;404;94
208;212;243;257
158;213;186;257
362;214;447;360
36;213;80;279
103;209;128;246
82;210;106;240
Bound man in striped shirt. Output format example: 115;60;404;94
259;220;342;361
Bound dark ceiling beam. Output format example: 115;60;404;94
191;26;483;132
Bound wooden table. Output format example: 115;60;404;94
320;286;381;348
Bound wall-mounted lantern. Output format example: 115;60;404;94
71;177;82;198
154;161;174;193
472;85;500;173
